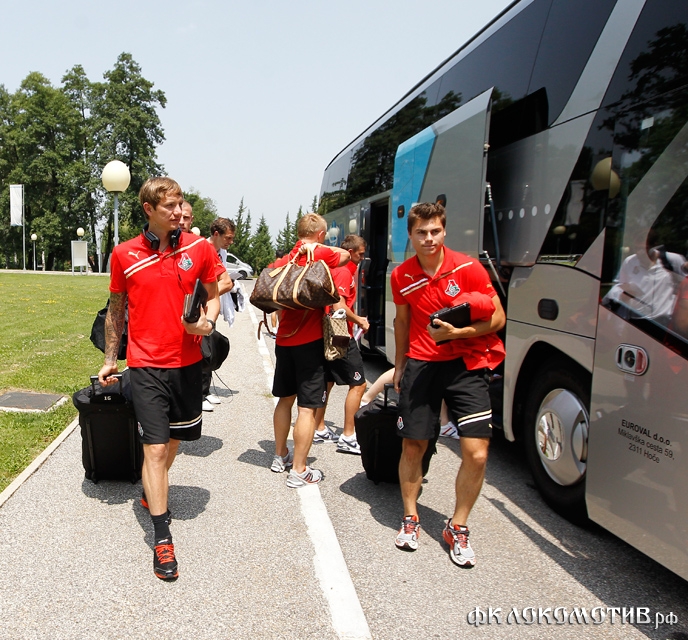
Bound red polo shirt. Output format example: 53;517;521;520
272;241;342;346
391;247;504;369
110;232;225;368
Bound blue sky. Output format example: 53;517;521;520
3;0;513;237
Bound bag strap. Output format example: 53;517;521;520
256;310;309;340
257;312;276;340
288;243;316;266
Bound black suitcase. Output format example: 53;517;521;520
72;372;143;484
355;384;437;484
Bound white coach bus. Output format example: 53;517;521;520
318;0;688;580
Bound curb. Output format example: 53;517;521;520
0;416;80;509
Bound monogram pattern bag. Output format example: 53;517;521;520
323;309;350;361
250;245;339;313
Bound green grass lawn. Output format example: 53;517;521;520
0;272;121;491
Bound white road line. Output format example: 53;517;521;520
248;304;372;640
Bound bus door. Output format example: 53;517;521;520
385;89;493;361
359;198;389;351
390;87;493;265
586;90;688;580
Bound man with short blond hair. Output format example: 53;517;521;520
270;213;350;487
99;177;224;581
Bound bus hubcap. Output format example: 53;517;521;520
535;389;588;486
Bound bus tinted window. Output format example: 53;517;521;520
528;0;616;125
436;0;548;113
602;0;688;109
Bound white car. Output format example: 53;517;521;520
225;252;253;279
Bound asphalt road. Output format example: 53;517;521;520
1;280;687;640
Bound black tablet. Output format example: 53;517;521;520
429;302;471;344
182;279;208;323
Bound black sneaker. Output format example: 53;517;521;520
153;538;179;580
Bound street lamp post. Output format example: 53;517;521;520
31;233;37;271
101;160;131;247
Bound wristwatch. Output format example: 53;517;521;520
207;319;216;335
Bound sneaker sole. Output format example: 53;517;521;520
287;479;323;487
395;539;418;551
286;471;324;488
154;568;179;580
336;446;362;455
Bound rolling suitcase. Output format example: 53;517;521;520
72;372;143;484
354;384;437;484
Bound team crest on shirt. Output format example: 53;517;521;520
397;416;404;430
445;279;460;297
137;422;144;437
178;253;193;271
353;371;362;382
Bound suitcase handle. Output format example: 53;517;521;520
90;374;123;396
383;382;395;409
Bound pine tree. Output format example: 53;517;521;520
275;212;293;253
232;198;253;263
251;215;275;272
291;206;304;245
310;194;319;213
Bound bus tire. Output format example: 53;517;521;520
523;364;590;524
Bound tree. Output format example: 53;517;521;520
274;212;293;254
92;53;166;259
310;194;319;213
251;215;275;272
0;53;167;270
232;198;253;263
0;73;79;269
61;65;102;269
183;189;218;237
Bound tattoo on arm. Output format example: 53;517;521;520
104;292;127;364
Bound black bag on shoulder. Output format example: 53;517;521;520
90;299;128;361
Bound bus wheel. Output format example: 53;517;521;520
523;365;589;523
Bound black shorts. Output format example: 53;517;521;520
325;339;366;386
130;362;203;445
397;357;493;441
272;339;327;408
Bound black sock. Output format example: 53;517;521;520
151;512;172;543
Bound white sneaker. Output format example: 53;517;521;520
313;426;337;443
286;466;324;488
202;400;214;412
206;394;221;405
271;450;293;473
337;434;361;455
